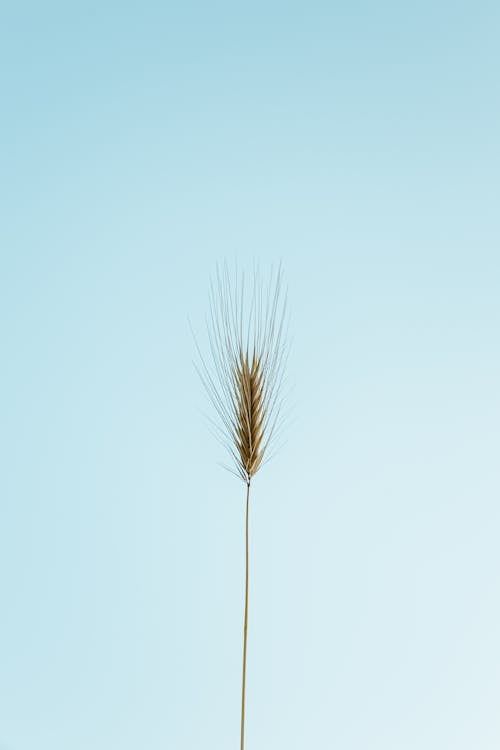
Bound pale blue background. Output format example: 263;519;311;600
1;1;499;748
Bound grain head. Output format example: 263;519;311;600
195;263;288;484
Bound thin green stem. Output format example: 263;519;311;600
240;479;251;750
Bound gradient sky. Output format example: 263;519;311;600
1;2;499;749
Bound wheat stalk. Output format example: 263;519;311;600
194;262;289;750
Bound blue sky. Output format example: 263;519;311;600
1;2;499;748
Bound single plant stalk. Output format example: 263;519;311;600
194;264;289;749
240;479;250;750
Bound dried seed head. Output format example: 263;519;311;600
195;263;289;483
234;350;264;478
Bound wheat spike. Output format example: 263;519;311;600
195;262;288;485
234;350;264;477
